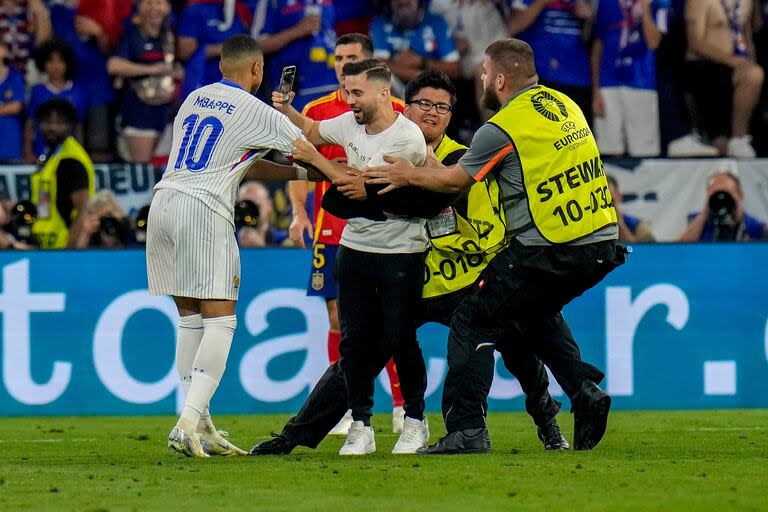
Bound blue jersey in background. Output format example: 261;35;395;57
512;0;591;87
595;0;669;89
0;68;24;160
252;0;337;112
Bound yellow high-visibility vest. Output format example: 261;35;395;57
30;136;95;248
422;135;507;298
488;86;616;244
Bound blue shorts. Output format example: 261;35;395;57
306;243;338;298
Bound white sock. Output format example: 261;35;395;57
178;315;236;431
176;314;214;429
176;314;204;398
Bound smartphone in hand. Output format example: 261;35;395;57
278;65;297;102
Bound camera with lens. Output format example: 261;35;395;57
707;190;740;241
134;205;150;244
234;200;260;230
7;200;38;245
92;215;134;247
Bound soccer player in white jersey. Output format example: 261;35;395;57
278;59;431;455
146;35;306;457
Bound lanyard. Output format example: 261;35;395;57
720;0;748;56
618;0;642;49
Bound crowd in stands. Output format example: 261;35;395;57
0;0;766;249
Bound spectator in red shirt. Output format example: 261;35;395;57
75;0;133;48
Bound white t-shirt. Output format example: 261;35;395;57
319;111;429;253
155;81;304;225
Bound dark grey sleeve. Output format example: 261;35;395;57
458;123;517;181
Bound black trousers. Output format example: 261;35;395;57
442;240;627;432
416;289;561;429
336;246;427;423
279;277;562;449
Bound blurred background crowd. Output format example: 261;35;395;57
0;0;766;250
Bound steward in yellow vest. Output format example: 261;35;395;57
362;40;629;454
422;134;506;299
401;71;565;448
29;99;95;248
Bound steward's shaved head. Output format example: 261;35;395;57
220;35;263;74
485;39;537;82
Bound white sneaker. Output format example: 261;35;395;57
329;409;353;436
339;420;376;455
667;134;719;157
168;424;209;458
198;428;248;456
727;135;756;159
392;405;405;434
392;416;430;454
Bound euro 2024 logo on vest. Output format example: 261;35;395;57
531;90;568;123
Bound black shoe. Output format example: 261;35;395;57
572;381;611;451
249;433;297;455
416;428;491;455
537;419;569;451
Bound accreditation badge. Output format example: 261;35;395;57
427;207;458;238
311;271;325;291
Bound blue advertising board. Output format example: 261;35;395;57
0;245;766;416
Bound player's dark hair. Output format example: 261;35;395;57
35;97;78;125
336;33;373;57
34;38;77;80
606;174;618;189
404;70;456;105
485;38;537;81
342;59;391;84
221;34;263;61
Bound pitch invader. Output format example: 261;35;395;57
284;33;408;435
146;35;307;457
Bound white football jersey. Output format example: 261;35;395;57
154;80;303;224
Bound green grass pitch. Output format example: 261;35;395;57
0;410;765;511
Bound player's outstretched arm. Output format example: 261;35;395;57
243;158;326;182
364;156;474;194
272;91;328;146
291;139;353;182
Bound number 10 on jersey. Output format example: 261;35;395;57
174;114;225;172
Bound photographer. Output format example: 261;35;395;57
237;180;288;247
678;171;767;242
234;199;265;248
71;190;135;248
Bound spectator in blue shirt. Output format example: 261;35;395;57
0;40;24;162
108;0;178;163
25;38;88;163
49;0;117;161
509;0;596;126
679;171;766;241
371;0;461;95
592;0;669;157
252;0;338;112
176;0;252;94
